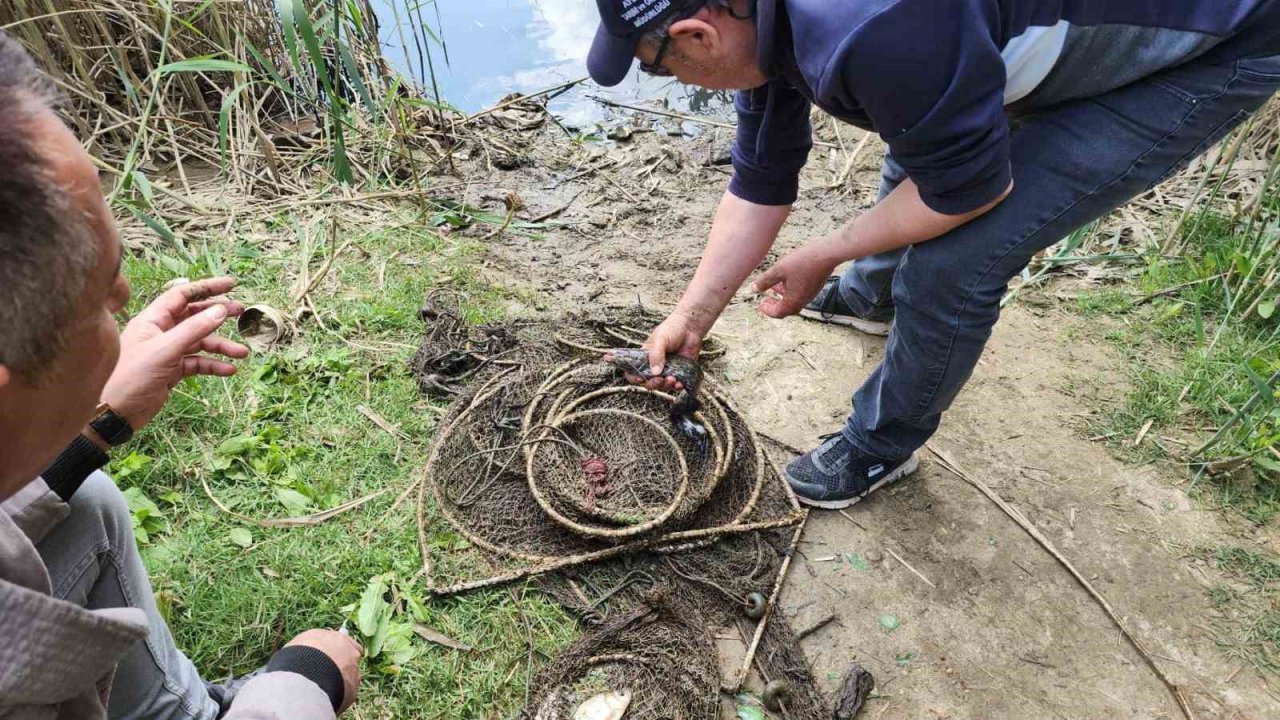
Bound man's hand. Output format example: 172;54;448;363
286;629;363;713
100;277;248;432
633;312;705;393
752;243;840;319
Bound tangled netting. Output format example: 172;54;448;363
411;301;872;719
528;593;720;720
415;302;800;577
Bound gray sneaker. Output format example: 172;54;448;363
785;434;918;509
799;277;893;336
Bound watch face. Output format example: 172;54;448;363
92;410;133;446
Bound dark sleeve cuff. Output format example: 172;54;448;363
727;172;801;206
41;435;110;502
915;158;1013;216
265;645;344;712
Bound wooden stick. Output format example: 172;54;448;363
795;612;837;642
202;479;387;528
461;77;588;126
831;131;874;188
426;512;805;596
589;95;840;149
416;464;434;586
925;443;1195;720
356;404;409;440
884;546;936;589
729;515;808;691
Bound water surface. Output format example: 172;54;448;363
369;0;732;125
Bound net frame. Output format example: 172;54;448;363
525;408;692;538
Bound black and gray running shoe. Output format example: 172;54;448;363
799;277;893;337
784;434;918;509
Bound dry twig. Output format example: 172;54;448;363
926;443;1195;720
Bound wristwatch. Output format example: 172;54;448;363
89;403;134;447
42;405;129;501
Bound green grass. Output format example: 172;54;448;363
112;213;575;717
1067;186;1280;675
1210;546;1280;674
1216;546;1280;588
1077;203;1280;523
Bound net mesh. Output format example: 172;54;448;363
525;593;720;720
413;302;870;719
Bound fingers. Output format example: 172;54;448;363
187;334;250;359
644;344;666;377
161;305;232;358
182;355;238;378
186;297;246;319
759;292;804;319
139;277;239;329
624;372;681;392
751;264;783;294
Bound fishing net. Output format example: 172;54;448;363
535;525;832;719
411;302;871;719
415;305;803;592
526;593;720;720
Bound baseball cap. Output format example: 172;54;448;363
588;0;686;86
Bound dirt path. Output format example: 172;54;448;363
457;121;1279;718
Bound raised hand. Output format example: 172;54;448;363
752;244;840;319
100;277;248;431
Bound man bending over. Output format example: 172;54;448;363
588;0;1280;508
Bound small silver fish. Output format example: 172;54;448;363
572;690;632;720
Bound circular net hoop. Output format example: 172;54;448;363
526;409;691;537
424;335;773;563
520;360;733;537
558;387;730;493
525;598;719;720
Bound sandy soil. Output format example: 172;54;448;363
452;114;1280;718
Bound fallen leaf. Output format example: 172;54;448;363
357;575;390;638
229;528;253;548
734;698;765;720
412;623;473;652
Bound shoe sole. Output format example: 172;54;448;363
798;308;892;337
791;453;920;510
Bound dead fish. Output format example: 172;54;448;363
572;690;632;720
602;349;707;444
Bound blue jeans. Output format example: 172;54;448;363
836;55;1280;459
35;472;220;720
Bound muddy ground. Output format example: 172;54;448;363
450;112;1280;718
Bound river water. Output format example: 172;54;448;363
367;0;732;125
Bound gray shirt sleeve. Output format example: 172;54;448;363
222;672;336;720
1;479;70;545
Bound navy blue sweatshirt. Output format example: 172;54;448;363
731;0;1280;214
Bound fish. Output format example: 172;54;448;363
572;690;632;720
602;349;707;445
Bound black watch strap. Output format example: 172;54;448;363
42;435;110;502
89;405;134;446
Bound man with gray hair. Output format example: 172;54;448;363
0;30;361;719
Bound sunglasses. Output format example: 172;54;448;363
639;32;674;77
